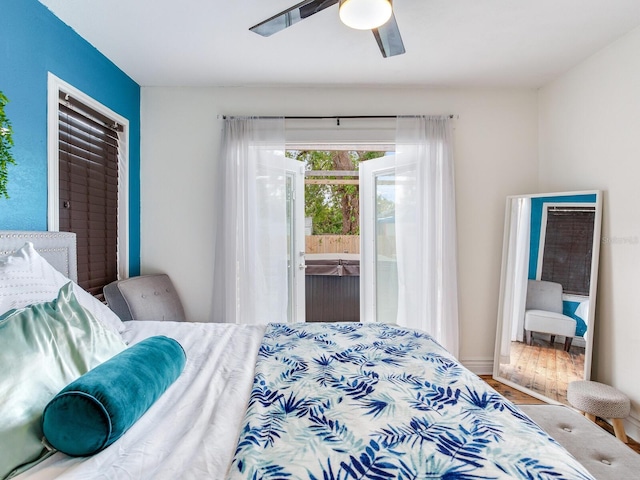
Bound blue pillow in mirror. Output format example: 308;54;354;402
42;335;186;456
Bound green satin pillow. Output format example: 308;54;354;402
0;283;126;480
43;336;186;456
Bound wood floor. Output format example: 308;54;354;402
481;375;640;455
498;340;584;403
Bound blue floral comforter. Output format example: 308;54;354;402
228;323;593;480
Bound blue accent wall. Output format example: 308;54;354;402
0;0;140;275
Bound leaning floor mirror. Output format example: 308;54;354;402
493;190;602;404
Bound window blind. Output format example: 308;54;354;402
540;207;595;296
58;92;121;297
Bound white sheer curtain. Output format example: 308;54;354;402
498;197;531;363
212;117;288;324
511;198;530;344
394;116;459;357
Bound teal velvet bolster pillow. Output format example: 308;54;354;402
42;335;186;457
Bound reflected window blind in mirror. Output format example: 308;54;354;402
540;206;595;296
58;91;122;297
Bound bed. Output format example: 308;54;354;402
0;231;597;480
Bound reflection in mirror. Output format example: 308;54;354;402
493;191;602;404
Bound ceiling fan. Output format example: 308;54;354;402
249;0;405;58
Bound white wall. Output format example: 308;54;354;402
140;86;538;370
539;26;640;438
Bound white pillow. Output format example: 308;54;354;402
0;242;124;334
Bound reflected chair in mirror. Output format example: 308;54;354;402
524;280;576;352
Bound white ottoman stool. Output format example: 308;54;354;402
567;380;631;443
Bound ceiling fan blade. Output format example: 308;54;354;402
250;0;339;37
372;13;405;58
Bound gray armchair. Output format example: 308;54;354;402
523;280;576;351
103;274;186;322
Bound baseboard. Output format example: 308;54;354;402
623;414;640;443
461;358;494;375
599;413;640;444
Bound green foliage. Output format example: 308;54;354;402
287;150;386;235
0;91;17;199
305;182;344;234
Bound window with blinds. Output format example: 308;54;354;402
58;92;122;297
540;206;596;296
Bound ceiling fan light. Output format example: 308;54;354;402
339;0;392;30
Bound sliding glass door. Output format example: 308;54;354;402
361;155;399;323
285;158;306;322
360;154;422;325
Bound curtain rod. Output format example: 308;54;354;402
220;114;456;125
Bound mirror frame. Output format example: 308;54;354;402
492;190;603;404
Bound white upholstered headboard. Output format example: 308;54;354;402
0;231;78;282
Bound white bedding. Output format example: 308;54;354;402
11;319;597;480
17;321;265;479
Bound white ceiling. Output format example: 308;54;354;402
39;0;640;88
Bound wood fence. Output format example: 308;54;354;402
306;235;360;254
